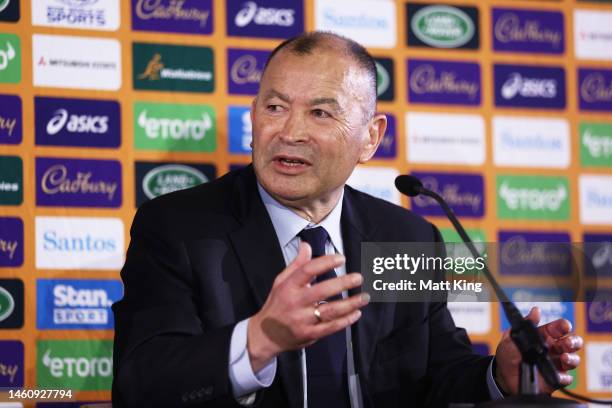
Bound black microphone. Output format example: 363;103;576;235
395;174;563;395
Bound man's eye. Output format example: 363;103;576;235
266;104;283;112
312;109;330;118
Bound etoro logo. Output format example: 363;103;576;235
0;33;20;83
497;175;569;220
134;102;216;152
581;122;612;167
38;340;113;390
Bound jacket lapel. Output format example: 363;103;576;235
342;187;387;406
228;166;304;408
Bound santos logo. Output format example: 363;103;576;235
235;1;294;27
347;166;400;205
493;116;570;168
37;279;122;329
35;216;124;270
580;175;612;225
315;0;396;48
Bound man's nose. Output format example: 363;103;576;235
278;111;309;144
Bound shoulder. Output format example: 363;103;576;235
130;169;243;239
344;185;440;242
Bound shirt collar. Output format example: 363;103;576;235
257;182;344;253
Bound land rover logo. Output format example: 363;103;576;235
375;61;390;97
0;0;10;13
0;287;15;322
411;5;474;48
142;165;208;199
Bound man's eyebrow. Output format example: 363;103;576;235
309;97;339;107
263;89;291;102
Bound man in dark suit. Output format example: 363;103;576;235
112;32;581;407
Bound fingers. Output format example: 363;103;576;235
525;306;541;326
314;293;370;322
309;309;363;340
276;242;312;284
552;353;581;371
304;273;363;303
290;252;346;287
558;371;574;387
549;334;583;355
540;318;573;340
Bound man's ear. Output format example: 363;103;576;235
358;113;387;163
250;97;257;148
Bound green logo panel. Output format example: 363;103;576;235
132;42;214;93
580;122;612;168
441;228;487;276
497;175;569;220
134;102;217;152
37;340;113;391
0;155;22;205
0;33;21;83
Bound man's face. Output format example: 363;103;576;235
251;48;383;207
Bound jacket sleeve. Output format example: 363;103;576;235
112;202;242;408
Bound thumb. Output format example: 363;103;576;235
276;242;312;284
525;306;541;326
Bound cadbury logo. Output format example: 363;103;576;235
135;0;211;27
501;236;568;267
410;64;479;99
589;301;612;324
414;176;481;212
0;361;18;384
41;164;117;201
0;115;16;136
581;73;612;103
230;54;262;85
0;239;17;260
494;13;561;47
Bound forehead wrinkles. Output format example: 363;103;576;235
261;53;371;115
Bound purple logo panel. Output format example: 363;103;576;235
35;96;121;148
36;158;122;208
374;113;396;159
227;48;270;95
407;59;481;105
498;231;571;276
587;289;612;333
226;0;304;39
410;172;484;217
579;68;612;112
494;64;566;109
584;234;612;278
0;95;22;145
131;0;213;34
0;217;23;267
492;8;564;54
0;341;24;387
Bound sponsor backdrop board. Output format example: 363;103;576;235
0;0;611;404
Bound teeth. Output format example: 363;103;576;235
280;158;304;165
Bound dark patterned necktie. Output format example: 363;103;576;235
298;227;350;408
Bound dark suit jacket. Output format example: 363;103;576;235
112;165;493;408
